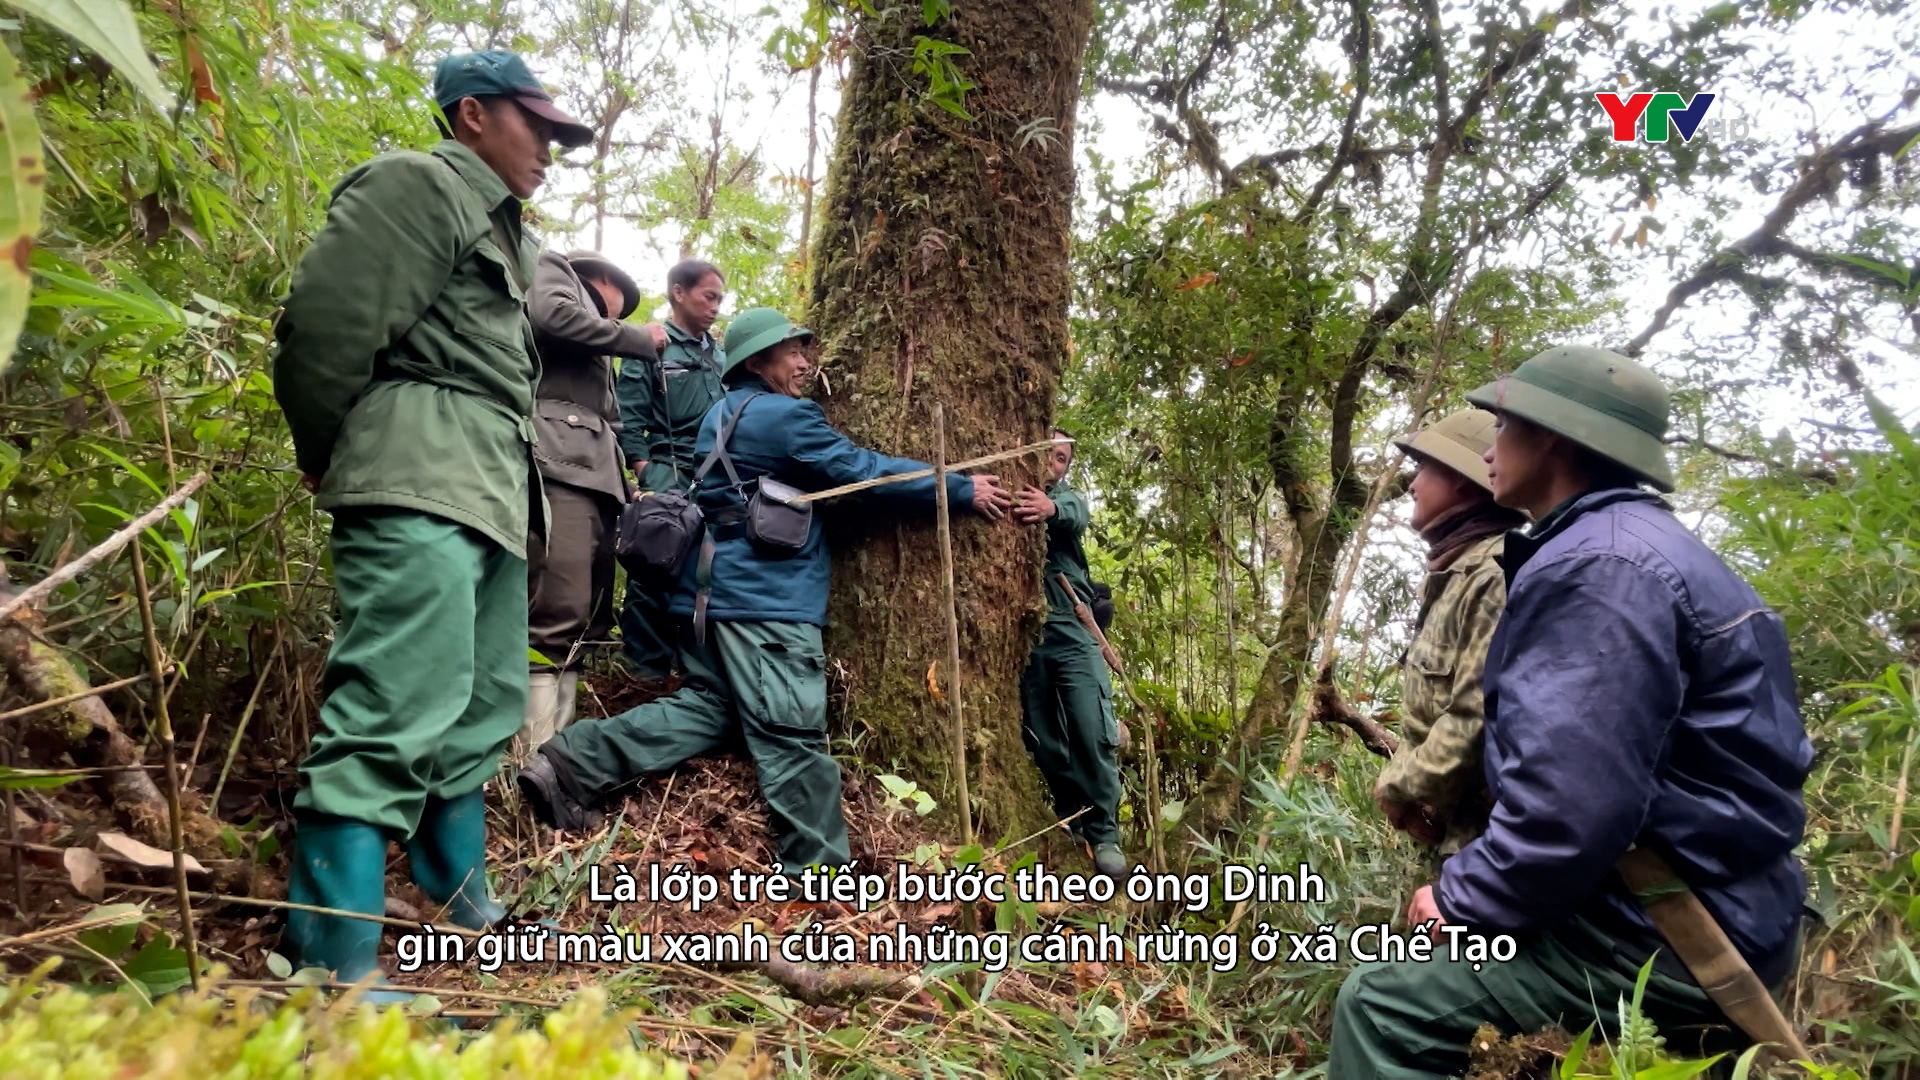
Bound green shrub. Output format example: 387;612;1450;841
0;959;715;1080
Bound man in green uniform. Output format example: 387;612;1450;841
1015;430;1126;880
522;249;655;756
614;260;728;678
1373;409;1525;856
519;308;1011;872
271;50;592;994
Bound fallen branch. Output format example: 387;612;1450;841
717;953;923;1007
0;471;210;623
1309;678;1399;758
0;593;223;863
0;667;170;724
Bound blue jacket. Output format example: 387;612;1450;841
1435;489;1812;986
667;377;974;626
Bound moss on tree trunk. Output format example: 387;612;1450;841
809;0;1094;845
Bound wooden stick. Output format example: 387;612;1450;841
0;472;209;623
0;668;169;724
128;541;200;990
787;437;1065;505
210;635;286;808
931;407;976;860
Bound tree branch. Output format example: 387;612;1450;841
1296;0;1373;221
1622;110;1920;357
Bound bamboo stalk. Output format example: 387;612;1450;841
0;668;170;724
0;472;209;623
128;541;200;990
787;436;1066;505
210;635;286;809
4;737;19;916
931;406;977;937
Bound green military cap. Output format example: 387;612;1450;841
1393;408;1496;494
1465;345;1675;492
721;307;814;381
432;51;594;149
564;250;640;319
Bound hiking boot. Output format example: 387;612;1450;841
1093;843;1128;881
407;790;506;931
285;813;411;1006
517;748;591;832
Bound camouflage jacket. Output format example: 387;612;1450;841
1376;532;1508;855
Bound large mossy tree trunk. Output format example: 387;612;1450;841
809;0;1094;846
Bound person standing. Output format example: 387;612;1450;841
518;308;1012;872
1372;410;1526;856
271;50;592;995
521;249;655;755
1015;430;1126;880
614;260;728;680
1328;347;1812;1077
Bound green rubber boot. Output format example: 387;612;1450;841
407;790;506;931
284;813;410;1005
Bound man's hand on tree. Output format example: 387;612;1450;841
1013;486;1056;524
969;474;1011;521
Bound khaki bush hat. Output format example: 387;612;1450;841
1465;345;1675;492
1393;409;1496;493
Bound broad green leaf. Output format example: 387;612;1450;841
1561;1024;1595;1078
1827;252;1911;289
0;42;43;375
124;934;192;997
265;951;293;979
2;0;174;113
75;903;146;958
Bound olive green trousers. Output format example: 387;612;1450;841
1019;623;1122;847
1328;916;1736;1079
546;618;850;872
295;508;527;836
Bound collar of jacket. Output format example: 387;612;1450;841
1498;486;1670;580
430;139;516;213
667;318;714;350
729;372;775;395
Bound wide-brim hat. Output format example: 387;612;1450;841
1465;345;1675;492
432;51;594;149
564;250;640;319
721;307;814;381
1393;408;1496;493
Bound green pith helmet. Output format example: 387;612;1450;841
720;307;814;381
1393;408;1497;494
1465;345;1675;492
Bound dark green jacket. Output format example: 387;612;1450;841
615;319;725;490
273;140;545;557
1040;480;1096;639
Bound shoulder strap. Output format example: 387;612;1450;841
688;392;765;492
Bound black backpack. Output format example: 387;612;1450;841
614;393;814;591
1090;581;1115;631
613;394;760;590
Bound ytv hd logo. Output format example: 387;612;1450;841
1596;91;1717;143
